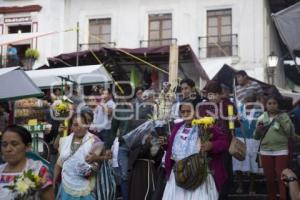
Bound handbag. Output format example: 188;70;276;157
229;123;247;161
229;135;246;161
174;153;207;190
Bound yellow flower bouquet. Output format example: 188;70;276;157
192;117;215;141
4;169;45;200
192;117;215;181
192;116;215;127
52;99;71;119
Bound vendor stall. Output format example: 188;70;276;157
25;64;113;141
0;67;50;161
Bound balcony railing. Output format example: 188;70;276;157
198;34;238;58
0;55;32;70
79;42;116;50
139;38;177;48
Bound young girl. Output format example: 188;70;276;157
255;95;295;200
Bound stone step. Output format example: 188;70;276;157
228;193;286;200
228;194;268;200
230;173;268;196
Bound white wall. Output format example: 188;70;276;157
200;0;267;81
1;0;283;86
0;0;66;67
64;0;274;81
35;0;65;66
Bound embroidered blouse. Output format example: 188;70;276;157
0;159;52;200
57;132;103;197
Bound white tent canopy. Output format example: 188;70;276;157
26;65;112;88
0;67;43;100
0;66;19;76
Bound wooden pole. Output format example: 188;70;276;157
169;44;179;89
76;22;79;66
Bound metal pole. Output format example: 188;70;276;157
76;22;79;66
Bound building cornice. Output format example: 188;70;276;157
0;5;42;14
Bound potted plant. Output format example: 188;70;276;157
24;48;40;70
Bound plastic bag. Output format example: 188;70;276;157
96;161;116;200
122;120;166;149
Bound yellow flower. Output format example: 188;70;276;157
54;101;70;117
192;117;215;128
33;174;39;186
201;117;215;126
16;180;30;195
56;103;68;112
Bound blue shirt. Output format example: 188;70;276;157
235;106;262;139
7;47;18;60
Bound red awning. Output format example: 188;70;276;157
47;45;209;81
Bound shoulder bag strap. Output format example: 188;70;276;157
257;119;276;153
63;137;92;163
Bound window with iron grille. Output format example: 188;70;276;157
89;18;111;49
207;9;232;57
148;13;172;47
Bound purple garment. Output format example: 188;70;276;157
164;122;229;191
207;126;229;191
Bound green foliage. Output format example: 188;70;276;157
25;48;40;59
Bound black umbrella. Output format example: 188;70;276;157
212;64;292;110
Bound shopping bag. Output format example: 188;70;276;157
96;160;116;200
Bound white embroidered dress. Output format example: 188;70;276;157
162;125;218;200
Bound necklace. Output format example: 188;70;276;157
71;136;83;154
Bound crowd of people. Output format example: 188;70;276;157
0;70;300;200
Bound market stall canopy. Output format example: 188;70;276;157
212;64;293;110
26;65;112;88
46;45;209;86
0;67;43;101
272;2;300;57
